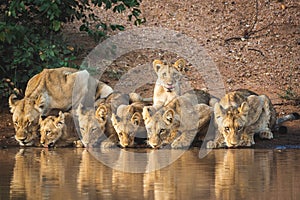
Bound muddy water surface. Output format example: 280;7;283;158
1;148;300;200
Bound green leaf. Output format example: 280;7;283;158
79;24;88;31
39;3;50;12
113;4;126;13
132;8;141;17
40;53;46;61
110;24;124;31
116;25;125;31
52;21;61;31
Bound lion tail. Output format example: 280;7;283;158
274;112;300;133
276;112;300;125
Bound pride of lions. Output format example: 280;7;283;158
8;59;299;149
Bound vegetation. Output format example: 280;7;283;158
0;0;144;103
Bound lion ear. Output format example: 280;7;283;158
39;115;46;125
35;93;48;114
111;113;119;126
55;111;65;128
239;102;249;115
131;112;142;126
163;109;175;125
76;103;84;116
96;104;107;121
153;59;164;73
214;103;225;119
142;106;155;121
173;58;187;72
8;94;19;113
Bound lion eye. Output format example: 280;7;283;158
119;132;123;137
14;121;18;126
162;72;167;77
159;129;166;134
46;130;51;135
159;129;167;138
224;127;230;132
115;116;121;122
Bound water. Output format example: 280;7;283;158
0;148;300;200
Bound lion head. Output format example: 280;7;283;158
153;58;186;93
76;104;105;147
111;102;146;148
39;111;69;148
214;101;250;147
8;94;47;146
142;106;180;149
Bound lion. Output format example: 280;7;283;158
76;92;148;148
76;104;107;148
111;102;148;148
152;59;186;108
206;89;300;148
8;67;113;146
39;111;82;148
152;59;215;108
143;93;212;149
95;91;149;148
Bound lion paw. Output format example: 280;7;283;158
74;140;84;148
259;131;273;139
171;139;189;149
239;139;254;147
206;141;216;149
101;140;117;149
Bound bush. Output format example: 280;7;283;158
0;0;144;105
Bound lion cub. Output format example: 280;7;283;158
95;92;148;148
111;102;148;148
39;111;82;147
207;89;299;148
152;59;187;108
76;104;106;148
143;93;212;149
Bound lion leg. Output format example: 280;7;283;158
258;129;273;139
171;131;195;149
194;104;213;130
239;132;255;146
73;140;84;148
100;134;118;148
206;131;226;149
259;96;274;140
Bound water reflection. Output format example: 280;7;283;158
2;148;300;199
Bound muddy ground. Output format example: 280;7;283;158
0;0;299;148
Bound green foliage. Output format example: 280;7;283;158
0;0;144;104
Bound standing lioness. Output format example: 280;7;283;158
9;67;113;146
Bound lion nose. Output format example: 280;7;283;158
229;141;238;147
151;143;159;148
19;137;27;142
48;142;54;147
167;83;174;88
